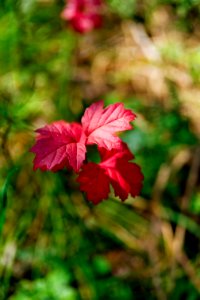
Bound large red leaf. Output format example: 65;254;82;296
30;121;86;172
77;143;143;204
81;101;136;149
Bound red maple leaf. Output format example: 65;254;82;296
77;143;144;204
61;0;102;34
30;121;86;172
81;101;136;150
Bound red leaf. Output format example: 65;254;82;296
77;163;110;204
61;0;102;34
81;101;136;150
77;143;143;204
30;121;86;172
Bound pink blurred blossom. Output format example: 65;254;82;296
61;0;103;34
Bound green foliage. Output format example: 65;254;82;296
170;277;200;300
0;0;200;299
10;270;77;300
107;0;136;18
0;168;18;236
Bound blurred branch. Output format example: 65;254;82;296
152;148;191;210
147;220;167;300
122;21;161;62
0;124;13;167
181;147;200;211
177;252;200;293
173;147;200;254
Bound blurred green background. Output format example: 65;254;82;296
0;0;200;299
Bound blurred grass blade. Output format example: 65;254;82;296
162;207;200;238
94;198;149;250
0;168;18;236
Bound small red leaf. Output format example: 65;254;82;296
30;121;86;172
77;163;110;204
81;101;136;150
77;142;143;204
